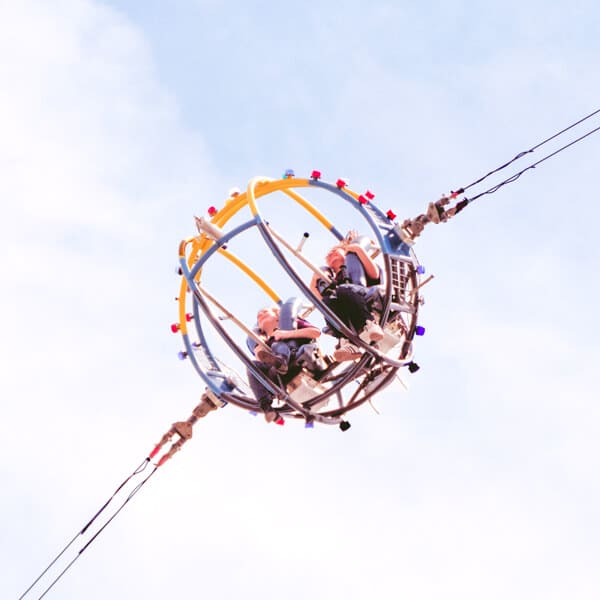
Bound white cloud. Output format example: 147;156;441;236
3;1;600;599
0;4;218;596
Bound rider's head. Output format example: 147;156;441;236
325;245;346;271
256;306;280;333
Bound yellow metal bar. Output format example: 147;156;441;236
176;279;190;335
213;192;250;227
211;177;335;231
246;177;336;230
281;185;335;230
246;176;272;217
217;247;281;304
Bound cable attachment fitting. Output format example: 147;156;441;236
149;391;223;466
399;192;468;244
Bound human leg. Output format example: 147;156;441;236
324;286;383;359
334;285;372;332
246;362;281;422
293;343;328;375
255;341;290;374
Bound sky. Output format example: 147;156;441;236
2;1;599;598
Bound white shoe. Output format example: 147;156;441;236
360;320;384;343
256;348;288;373
333;342;362;362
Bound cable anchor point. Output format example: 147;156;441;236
149;391;223;466
398;192;468;243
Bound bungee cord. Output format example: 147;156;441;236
399;108;600;242
35;466;159;600
19;391;220;599
19;459;153;600
464;121;600;204
454;107;600;196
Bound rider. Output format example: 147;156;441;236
311;232;384;361
247;301;324;422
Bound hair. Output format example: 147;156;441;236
325;245;347;267
257;306;279;319
328;244;347;255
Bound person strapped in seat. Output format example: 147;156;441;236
311;231;385;362
246;298;328;422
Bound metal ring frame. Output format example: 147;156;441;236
173;174;424;427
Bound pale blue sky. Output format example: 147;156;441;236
2;1;599;599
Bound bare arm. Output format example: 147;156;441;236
272;325;321;341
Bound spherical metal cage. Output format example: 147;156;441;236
172;172;425;427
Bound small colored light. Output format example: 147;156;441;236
305;421;314;429
283;169;294;178
249;411;258;416
365;190;375;200
415;326;426;336
208;206;217;216
177;351;188;360
408;361;420;373
336;178;347;188
310;170;321;179
275;417;285;425
386;209;396;220
416;265;426;274
358;195;368;205
171;323;180;333
185;313;193;322
339;421;351;432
